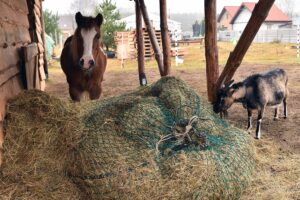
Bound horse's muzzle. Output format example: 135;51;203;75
78;58;95;70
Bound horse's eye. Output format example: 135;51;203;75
95;34;100;39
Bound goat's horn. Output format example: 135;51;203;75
220;75;228;88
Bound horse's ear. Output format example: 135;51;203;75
95;13;103;27
75;12;83;26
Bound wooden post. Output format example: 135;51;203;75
204;0;219;102
135;0;147;85
216;0;275;91
138;0;164;76
40;1;48;80
160;0;171;76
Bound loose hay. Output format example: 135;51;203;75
0;90;84;199
1;77;256;200
69;77;256;200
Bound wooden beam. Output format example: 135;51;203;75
160;0;171;76
0;66;20;86
135;0;147;86
216;0;275;91
39;1;48;80
138;0;164;76
22;43;39;90
204;0;219;102
0;121;3;166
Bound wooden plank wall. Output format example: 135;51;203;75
28;0;46;90
0;0;32;121
0;0;32;165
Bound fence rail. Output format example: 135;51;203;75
218;28;298;43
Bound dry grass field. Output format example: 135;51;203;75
46;42;300;199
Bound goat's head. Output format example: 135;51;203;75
213;80;237;114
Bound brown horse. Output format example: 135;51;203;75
60;12;107;101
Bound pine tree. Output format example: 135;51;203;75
95;0;126;51
43;9;60;39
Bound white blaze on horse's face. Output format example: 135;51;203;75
80;28;97;69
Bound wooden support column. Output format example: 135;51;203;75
216;0;275;91
204;0;219;102
135;0;147;85
138;0;164;76
40;1;48;81
160;0;171;76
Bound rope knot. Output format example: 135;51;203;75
156;116;207;155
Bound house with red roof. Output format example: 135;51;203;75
229;2;292;32
217;6;239;30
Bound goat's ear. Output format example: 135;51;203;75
75;12;83;27
95;13;103;27
229;88;235;95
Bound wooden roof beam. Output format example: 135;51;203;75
160;0;171;76
138;0;164;76
134;0;147;85
204;0;219;102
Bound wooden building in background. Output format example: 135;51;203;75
115;29;170;60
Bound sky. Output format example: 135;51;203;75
43;0;264;15
43;0;300;19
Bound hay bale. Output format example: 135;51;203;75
69;77;256;200
0;90;84;199
0;77;255;199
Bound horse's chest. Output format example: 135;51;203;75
70;71;97;89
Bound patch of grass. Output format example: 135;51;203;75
49;42;300;74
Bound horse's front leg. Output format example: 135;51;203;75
89;84;102;100
69;86;83;102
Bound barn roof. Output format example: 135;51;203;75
217;6;239;22
230;2;292;24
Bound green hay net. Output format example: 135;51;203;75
69;77;256;200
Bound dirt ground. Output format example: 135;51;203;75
46;62;300;200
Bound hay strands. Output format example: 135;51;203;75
155;116;207;155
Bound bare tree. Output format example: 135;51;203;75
276;0;295;17
69;0;97;15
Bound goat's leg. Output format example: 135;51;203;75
283;97;288;119
274;106;279;121
224;110;228;118
255;106;265;139
247;109;253;132
220;110;228;119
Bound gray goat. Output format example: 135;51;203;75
213;68;288;139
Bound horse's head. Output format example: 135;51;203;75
74;12;103;70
